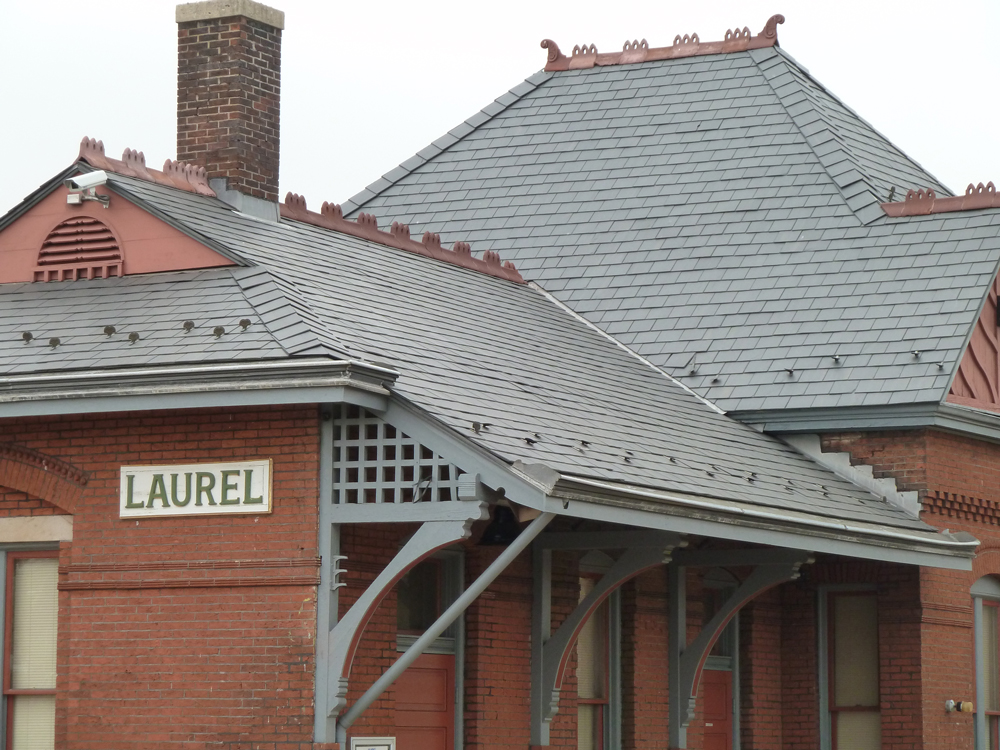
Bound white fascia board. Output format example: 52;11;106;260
0;358;394;417
549;476;976;571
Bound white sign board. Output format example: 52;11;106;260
350;739;395;750
120;460;272;518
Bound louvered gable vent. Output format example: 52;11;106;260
34;217;123;282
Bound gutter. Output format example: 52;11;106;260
0;358;399;416
555;474;976;552
732;401;1000;447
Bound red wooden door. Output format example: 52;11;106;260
394;653;455;750
702;669;733;750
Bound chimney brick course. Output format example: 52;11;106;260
176;0;282;201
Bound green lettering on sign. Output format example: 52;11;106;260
220;470;240;505
124;474;145;509
170;473;193;507
243;469;264;504
195;472;217;506
146;474;170;509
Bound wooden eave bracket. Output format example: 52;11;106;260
667;551;813;749
533;540;682;734
882;182;1000;217
326;514;486;719
77;136;216;197
279;193;525;284
541;14;784;72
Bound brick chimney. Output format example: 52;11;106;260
175;0;284;209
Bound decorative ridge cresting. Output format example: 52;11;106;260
279;193;525;284
0;443;89;486
541;14;784;71
882;182;1000;217
76;137;216;197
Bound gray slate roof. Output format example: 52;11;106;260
0;171;939;539
343;46;1000;414
0;266;346;374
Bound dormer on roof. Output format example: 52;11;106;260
0;138;236;284
541;14;784;71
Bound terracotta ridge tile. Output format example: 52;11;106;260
279;193;525;284
77;136;216;197
882;182;1000;217
541;14;784;72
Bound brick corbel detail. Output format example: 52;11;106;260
0;444;87;515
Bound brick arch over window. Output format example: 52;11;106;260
34;216;123;282
0;444;87;514
973;546;1000;581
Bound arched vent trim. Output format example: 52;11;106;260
34;217;123;282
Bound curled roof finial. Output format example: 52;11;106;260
760;14;785;40
540;39;562;64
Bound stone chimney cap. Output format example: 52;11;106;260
176;0;284;29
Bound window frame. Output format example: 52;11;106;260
0;545;61;750
817;584;879;750
394;548;465;750
972;574;1000;750
574;551;622;750
577;573;611;750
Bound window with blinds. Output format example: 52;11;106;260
985;602;1000;749
829;592;880;750
6;554;58;750
576;577;609;750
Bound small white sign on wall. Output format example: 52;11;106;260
120;460;272;518
350;739;395;750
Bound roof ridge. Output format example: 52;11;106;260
280;194;525;284
541;14;784;71
340;71;553;216
77;137;216;197
882;182;1000;217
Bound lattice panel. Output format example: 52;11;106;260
332;405;465;505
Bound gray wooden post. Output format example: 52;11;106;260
668;562;687;749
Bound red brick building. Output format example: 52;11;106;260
0;4;998;750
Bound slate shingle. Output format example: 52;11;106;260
344;47;1000;414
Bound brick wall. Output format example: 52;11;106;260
739;588;783;750
620;569;669;748
177;14;281;201
1;406;320;750
818;428;1000;750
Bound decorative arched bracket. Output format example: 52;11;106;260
668;550;814;749
530;531;683;746
326;515;483;718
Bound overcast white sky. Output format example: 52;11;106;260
3;0;999;215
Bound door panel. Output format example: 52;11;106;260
702;670;733;750
394;653;455;750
